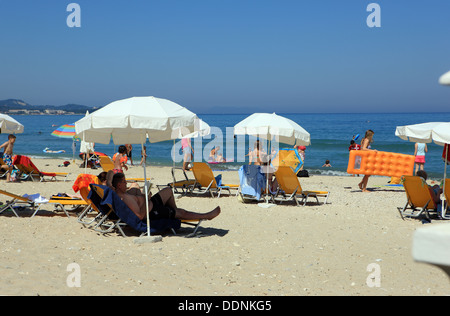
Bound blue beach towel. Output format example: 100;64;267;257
239;165;266;200
88;184;180;234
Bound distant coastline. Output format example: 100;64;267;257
0;98;98;115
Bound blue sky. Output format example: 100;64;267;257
1;0;450;114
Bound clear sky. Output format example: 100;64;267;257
1;0;450;114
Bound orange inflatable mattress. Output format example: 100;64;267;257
347;150;415;178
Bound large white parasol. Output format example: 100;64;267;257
0;113;24;134
234;112;310;146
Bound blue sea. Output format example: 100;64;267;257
4;112;450;179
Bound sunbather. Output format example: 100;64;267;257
111;172;221;221
416;170;442;205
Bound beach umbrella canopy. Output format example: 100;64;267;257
439;70;450;86
51;123;78;139
395;122;450;146
233;112;310;146
75;96;198;144
180;119;211;139
0;114;24;134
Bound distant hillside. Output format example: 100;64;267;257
0;99;98;114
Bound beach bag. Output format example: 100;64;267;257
297;169;309;177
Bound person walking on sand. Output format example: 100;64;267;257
125;144;133;166
0;134;16;182
112;172;221;221
139;145;147;167
414;142;427;174
358;130;376;192
181;137;193;170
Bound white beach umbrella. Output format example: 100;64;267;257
439;70;450;86
75;96;199;241
395;122;448;144
75;96;198;145
234;112;310;146
181;119;211;139
0;113;24;134
234;113;310;208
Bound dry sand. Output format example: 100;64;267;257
0;158;449;296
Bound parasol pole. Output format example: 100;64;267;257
258;135;275;209
142;142;151;237
442;144;449;219
133;141;162;244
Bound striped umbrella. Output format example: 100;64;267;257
51;123;79;162
51;123;78;139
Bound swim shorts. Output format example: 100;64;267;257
3;153;12;167
415;155;425;164
149;193;176;220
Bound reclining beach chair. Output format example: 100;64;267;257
398;175;437;220
442;179;450;219
13;155;69;182
98;155;150;183
273;166;330;206
238;165;266;202
41;195;89;218
98;155;114;172
0;188;87;218
156;167;200;195
191;162;239;197
0;156;10;178
0;189;39;217
88;184;181;237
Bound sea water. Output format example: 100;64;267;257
4;112;450;179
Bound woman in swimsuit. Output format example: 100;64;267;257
358;130;376;192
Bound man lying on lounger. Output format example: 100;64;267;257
111;173;221;221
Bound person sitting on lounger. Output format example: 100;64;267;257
111;172;221;221
416;170;442;205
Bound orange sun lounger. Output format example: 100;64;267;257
347;150;415;178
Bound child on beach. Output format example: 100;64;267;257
113;145;128;173
322;160;332;167
358;130;376;192
414;142;427;174
0;134;16;182
349;140;361;177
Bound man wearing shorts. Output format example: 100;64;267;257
111;173;220;221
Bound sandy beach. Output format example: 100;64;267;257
0;158;449;296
